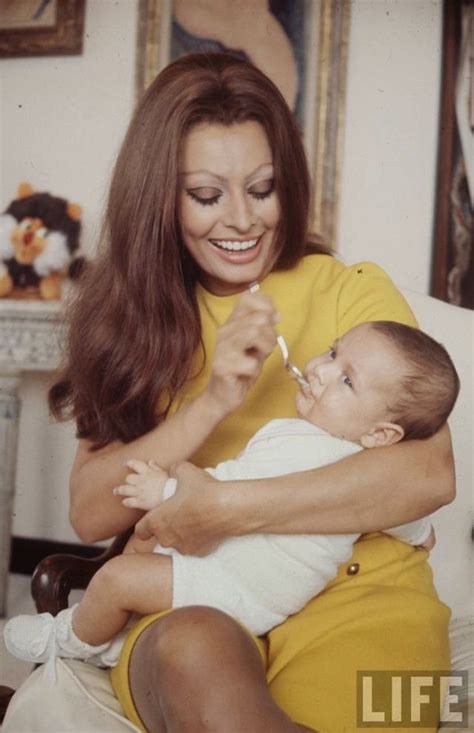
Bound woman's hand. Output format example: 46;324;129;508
205;290;279;416
134;462;230;555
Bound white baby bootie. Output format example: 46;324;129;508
4;604;111;667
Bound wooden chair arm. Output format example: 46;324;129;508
31;527;134;616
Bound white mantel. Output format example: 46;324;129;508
0;299;64;615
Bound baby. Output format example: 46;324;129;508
5;320;459;670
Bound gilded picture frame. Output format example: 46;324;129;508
0;0;86;58
136;0;350;248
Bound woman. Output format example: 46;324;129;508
50;53;453;732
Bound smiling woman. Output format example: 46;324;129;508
179;121;281;295
24;52;455;733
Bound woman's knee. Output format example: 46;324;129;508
130;607;274;732
132;606;263;680
142;606;244;657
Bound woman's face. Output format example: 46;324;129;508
179;120;281;295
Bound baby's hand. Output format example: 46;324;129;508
113;459;169;511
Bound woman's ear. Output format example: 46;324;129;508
360;422;405;449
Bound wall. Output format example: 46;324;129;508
1;0;138;542
338;0;442;294
0;0;443;542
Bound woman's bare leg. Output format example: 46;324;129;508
129;606;316;733
73;554;172;645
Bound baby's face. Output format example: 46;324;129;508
295;323;400;443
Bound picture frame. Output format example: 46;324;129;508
136;0;350;248
431;0;473;309
0;0;86;58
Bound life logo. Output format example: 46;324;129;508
356;670;469;728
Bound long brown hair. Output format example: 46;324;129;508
49;52;327;448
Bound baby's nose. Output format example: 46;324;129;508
312;362;326;383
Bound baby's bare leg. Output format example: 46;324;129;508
72;553;172;646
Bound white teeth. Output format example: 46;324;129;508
210;238;258;252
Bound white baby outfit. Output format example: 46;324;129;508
4;419;431;669
157;419;431;635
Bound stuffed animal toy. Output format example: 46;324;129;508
0;182;85;300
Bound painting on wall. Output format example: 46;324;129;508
136;0;350;248
0;0;86;57
432;0;473;310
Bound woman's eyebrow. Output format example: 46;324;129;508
180;163;274;183
181;170;226;182
245;163;274;181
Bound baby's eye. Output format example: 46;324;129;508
18;219;32;231
249;178;275;200
186;188;222;206
329;348;336;359
342;374;353;388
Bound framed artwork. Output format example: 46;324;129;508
0;0;86;58
431;0;473;309
136;0;350;248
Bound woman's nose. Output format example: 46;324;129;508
223;193;256;232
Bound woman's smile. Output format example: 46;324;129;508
207;234;264;264
208;236;260;252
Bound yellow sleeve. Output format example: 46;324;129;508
335;261;418;337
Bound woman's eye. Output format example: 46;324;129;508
342;374;353;388
186;188;221;206
249;179;275;200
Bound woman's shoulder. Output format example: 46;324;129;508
299;255;404;300
264;255;398;310
293;255;416;330
301;254;391;281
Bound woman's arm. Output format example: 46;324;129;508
69;391;225;543
69;291;278;543
135;423;455;554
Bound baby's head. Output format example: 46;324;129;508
295;321;459;447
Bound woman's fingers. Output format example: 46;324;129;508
134;462;223;554
216;317;277;368
227;290;277;320
205;290;280;414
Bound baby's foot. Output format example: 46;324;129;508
4;605;110;665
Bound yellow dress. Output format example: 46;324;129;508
111;255;450;732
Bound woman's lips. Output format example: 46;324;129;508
208;235;263;263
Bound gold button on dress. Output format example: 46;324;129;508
346;562;360;576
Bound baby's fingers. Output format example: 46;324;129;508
121;497;144;509
126;459;148;474
113;484;140;498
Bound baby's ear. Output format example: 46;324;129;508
360;422;405;449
